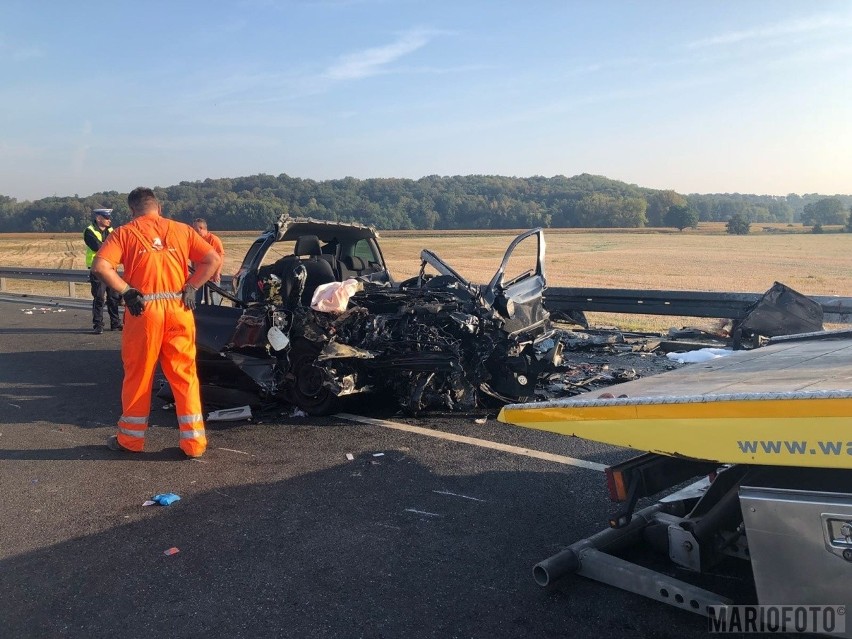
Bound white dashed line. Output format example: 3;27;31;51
335;413;606;472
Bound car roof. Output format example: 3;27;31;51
276;217;380;243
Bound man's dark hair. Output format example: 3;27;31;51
127;187;158;213
193;217;207;225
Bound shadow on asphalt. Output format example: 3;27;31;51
0;449;709;639
0;327;117;335
0;445;190;462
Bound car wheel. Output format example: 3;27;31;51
287;339;338;416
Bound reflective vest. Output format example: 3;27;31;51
85;224;112;268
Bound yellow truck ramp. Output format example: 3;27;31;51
499;336;852;469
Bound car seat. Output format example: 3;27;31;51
339;255;366;279
295;234;342;280
291;235;336;305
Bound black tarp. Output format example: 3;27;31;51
733;282;823;348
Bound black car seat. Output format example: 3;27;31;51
292;235;336;305
339;255;366;279
296;234;340;277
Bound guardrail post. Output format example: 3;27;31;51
68;281;76;298
0;277;6;292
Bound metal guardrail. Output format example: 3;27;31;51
0;266;850;322
545;287;852;323
0;267;233;298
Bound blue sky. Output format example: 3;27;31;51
1;0;850;201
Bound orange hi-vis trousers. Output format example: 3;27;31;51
115;295;206;457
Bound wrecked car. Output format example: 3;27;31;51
231;215;393;304
194;220;582;415
189;217;831;416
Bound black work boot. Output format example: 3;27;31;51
106;435;136;453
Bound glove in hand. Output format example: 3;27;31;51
182;284;198;311
122;288;145;316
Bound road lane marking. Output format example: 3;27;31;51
335;413;606;472
433;490;486;502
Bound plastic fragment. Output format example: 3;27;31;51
267;326;290;351
372;452;385;457
152;493;181;506
207;405;252;422
474;417;487;424
346;453;354;461
163;547;180;556
142;500;156;507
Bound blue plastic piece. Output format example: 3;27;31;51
152;493;181;506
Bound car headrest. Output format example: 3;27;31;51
294;235;321;257
342;255;366;271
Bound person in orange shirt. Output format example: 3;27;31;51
92;187;221;458
191;217;225;304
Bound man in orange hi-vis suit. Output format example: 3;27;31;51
92;187;221;458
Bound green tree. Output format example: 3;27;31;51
726;214;750;235
802;197;848;226
646;190;687;226
664;205;699;231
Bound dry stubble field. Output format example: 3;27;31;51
2;226;849;332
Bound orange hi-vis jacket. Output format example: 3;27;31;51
203;232;224;281
97;213;215;457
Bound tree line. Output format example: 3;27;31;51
1;173;850;233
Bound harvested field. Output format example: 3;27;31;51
2;227;850;332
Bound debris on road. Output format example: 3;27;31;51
151;493;181;506
207;405;252;422
20;306;66;314
731;281;824;348
163;547;180;556
666;347;733;364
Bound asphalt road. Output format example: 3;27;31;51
0;297;746;639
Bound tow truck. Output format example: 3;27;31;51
498;330;852;635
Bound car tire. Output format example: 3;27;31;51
287;339;338;416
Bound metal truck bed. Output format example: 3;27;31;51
499;335;852;469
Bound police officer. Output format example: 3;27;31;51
83;208;122;334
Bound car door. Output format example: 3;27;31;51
484;228;548;336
